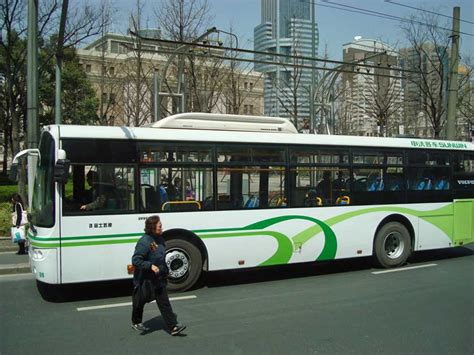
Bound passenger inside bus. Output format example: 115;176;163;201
333;171;347;191
185;181;196;200
80;171;109;211
316;171;332;202
385;175;402;191
168;177;182;200
303;189;322;206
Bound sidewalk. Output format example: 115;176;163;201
0;237;31;275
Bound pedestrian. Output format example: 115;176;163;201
11;193;27;254
130;215;186;336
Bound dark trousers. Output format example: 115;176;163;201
17;240;26;254
131;281;177;329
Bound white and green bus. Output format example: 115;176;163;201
15;113;474;293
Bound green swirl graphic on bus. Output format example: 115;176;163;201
196;215;337;266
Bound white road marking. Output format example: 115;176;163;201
372;263;437;274
76;295;197;311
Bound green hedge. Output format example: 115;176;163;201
0;184;17;236
0;185;17;203
0;202;11;236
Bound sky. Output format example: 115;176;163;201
101;0;474;61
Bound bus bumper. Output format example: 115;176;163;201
30;247;59;284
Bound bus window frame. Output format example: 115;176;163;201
62;163;138;216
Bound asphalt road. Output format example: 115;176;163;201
1;247;473;355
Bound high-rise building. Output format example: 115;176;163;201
254;0;318;130
341;37;403;137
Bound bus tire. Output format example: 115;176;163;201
166;239;202;292
374;222;411;268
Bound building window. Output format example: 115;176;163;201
244;82;248;90
249;82;254;91
109;66;115;76
111;41;119;53
86;64;91;73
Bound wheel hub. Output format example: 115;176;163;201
384;232;405;259
166;249;189;279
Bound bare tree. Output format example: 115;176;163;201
400;12;452;138
121;5;155;126
219;31;263;115
156;0;211;42
155;0;226;115
312;46;349;134
354;64;404;137
94;2;123;126
456;56;473;140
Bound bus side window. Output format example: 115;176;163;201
64;165;135;214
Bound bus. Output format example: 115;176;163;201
14;113;474;293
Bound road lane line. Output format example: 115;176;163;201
76;295;197;311
372;263;437;274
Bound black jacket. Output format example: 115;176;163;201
131;233;169;286
12;203;23;227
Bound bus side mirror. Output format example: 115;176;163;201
9;163;18;182
54;159;70;184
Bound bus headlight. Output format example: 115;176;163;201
32;248;45;261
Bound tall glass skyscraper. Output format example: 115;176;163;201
254;0;319;129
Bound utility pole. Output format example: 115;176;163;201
27;0;39;207
446;6;460;140
310;1;316;132
275;0;280;117
55;0;69;125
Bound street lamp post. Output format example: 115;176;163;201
154;27;218;121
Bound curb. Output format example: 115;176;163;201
0;246;18;252
0;263;30;275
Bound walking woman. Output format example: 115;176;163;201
11;194;27;255
131;215;186;336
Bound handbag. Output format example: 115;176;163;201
11;203;28;226
139;279;156;303
11;226;26;243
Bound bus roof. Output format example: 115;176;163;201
52;124;473;151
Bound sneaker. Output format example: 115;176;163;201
131;323;149;332
170;325;186;336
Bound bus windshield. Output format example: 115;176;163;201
31;132;55;227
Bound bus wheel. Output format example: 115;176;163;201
374;222;411;268
166;239;202;292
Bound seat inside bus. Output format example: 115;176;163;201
416;178;432;190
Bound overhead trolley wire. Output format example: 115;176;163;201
385;0;474;26
129;30;424;77
123;41;407;80
317;0;474;37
